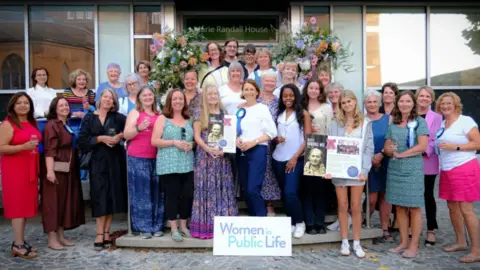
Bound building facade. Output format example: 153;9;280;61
1;1;480;122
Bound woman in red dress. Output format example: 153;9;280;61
0;92;41;259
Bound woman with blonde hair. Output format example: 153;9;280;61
190;85;238;239
435;92;480;263
248;48;277;89
273;60;303;98
326;89;374;258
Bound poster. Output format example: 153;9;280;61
325;136;363;179
303;134;327;177
207;114;236;154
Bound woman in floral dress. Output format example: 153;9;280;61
190;85;238;239
258;70;282;216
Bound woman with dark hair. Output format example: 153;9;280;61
0;92;41;259
272;84;312;238
41;97;85;250
301;78;333;234
124;86;163;239
27;67;56;118
78;89;127;250
379;82;399;115
136;60;155;87
199;42;229;88
152;89;194;242
384;90;428;258
223;39;239;64
182;69;202;118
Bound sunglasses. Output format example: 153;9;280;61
180;127;186;140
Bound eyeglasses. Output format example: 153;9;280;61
209;48;219;53
226;45;237;49
127;81;139;87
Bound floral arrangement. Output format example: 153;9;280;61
271;17;354;82
149;26;208;95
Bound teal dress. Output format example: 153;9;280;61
156;118;194;175
385;117;429;207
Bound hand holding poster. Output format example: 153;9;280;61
325;136;363;179
303;134;327;177
207;114;236;153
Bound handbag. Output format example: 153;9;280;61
54;150;73;173
78;151;91;170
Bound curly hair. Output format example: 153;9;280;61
392;90;418;124
277;84;305;130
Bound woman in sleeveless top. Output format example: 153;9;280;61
152;89;194;242
123;86;163;239
326;90;374;258
272;84;312;239
0;93;41;259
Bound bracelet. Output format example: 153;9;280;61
135;125;141;133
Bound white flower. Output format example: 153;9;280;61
299;60;311;71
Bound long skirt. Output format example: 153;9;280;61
127;156;164;233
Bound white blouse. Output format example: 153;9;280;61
236;103;277;146
309;103;333;136
273;111;304;162
219;84;245;115
27;85;57;118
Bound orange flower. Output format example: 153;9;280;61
188;57;198;66
201;52;209;62
319;41;328;52
176;37;187;48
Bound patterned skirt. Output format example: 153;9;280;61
261;143;281;200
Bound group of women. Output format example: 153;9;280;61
0;41;479;264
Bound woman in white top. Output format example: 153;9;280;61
236;80;277;217
199;42;229;89
301;78;334;235
272;84;312;239
326;90;374;258
435;92;480;263
247;48;277;89
218;62;245;115
325;82;344;117
273;61;303;98
27;68;56;118
119;73;141;116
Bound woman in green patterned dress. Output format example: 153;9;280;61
384;91;428;258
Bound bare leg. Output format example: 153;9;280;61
379;192;392;231
95;216;106;243
104;215;113;241
368;192;378;217
406;207;422;255
267;201;275;216
12;218;36;256
48;231;63;249
459;202;480;260
57;227;73;246
391;206;409;252
350;186;364;241
169;220;178;233
444;201;467;251
336;186;349;240
179;219;189;234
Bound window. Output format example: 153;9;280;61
430;8;480;86
134;6;162;35
29;6;95;89
135;39;155;67
304;6;330;29
2;54;25;90
0;6;25;90
366;7;426;87
98;6;130;83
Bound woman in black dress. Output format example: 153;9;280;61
78;88;127;251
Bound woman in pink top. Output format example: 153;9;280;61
416;86;442;247
123;85;163;239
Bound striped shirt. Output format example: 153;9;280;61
62;88;96;113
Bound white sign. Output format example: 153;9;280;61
213;216;292;256
326;136;363;179
219;115;236;154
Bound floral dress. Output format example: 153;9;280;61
257;96;281;200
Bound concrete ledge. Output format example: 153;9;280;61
116;228;383;249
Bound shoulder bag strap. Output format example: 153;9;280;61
200;65;223;88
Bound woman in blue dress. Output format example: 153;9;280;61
364;90;393;242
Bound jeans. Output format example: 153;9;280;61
302;175;328;227
272;157;304;225
237;145;267;216
424;174;438;231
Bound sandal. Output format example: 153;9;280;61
389;246;407;253
382;230;394;242
94;233;104;251
402;250;418;258
425;231;436;247
103;231;112;248
11;242;37;259
444;244;468;253
460;254;480;263
171;231;183;242
180;229;191;238
23;241;37;252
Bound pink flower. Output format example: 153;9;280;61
310;17;317;25
332;42;341;52
311;55;318;66
149;44;157;53
158;39;165;47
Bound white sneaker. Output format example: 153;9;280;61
327;219;340;231
340;242;351;256
353;244;365;258
291;225;296;234
293;222;306;239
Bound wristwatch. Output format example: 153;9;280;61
456;145;460;151
381;148;387;157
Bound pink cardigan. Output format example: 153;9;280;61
423;109;442;175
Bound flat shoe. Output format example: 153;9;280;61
48;245;64;250
460;254;480;263
389;247;406;253
444;244;468;252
